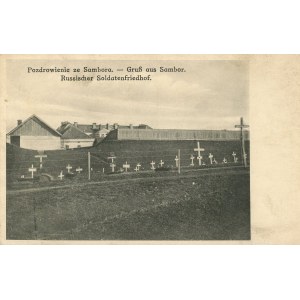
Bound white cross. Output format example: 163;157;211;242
197;155;203;166
123;161;130;172
134;166;139;172
58;171;64;180
194;142;205;165
150;161;155;170
110;163;116;172
108;155;116;163
66;164;72;173
190;155;195;166
28;164;37;178
159;160;164;167
35;154;47;169
232;152;238;163
76;166;83;173
136;163;141;170
223;158;227;164
175;155;179;167
209;153;214;165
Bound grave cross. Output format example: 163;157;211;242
28;164;37;178
58;171;64;180
108;155;116;163
159;160;164;167
136;163;141;170
197;155;203;166
150;161;156;170
35;154;47;169
175;155;179;167
190;155;195;166
123;161;130;172
235;117;249;167
110;163;116;173
194;142;205;165
232;152;238;163
76;167;83;173
66;164;72;173
134;166;139;172
208;153;214;165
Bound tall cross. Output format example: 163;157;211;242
194;142;205;165
123;161;130;172
58;171;64;180
235;117;249;167
175;155;179;167
66;164;72;173
28;164;37;178
110;163;116;172
150;161;155;170
136;163;141;170
208;153;213;165
76;167;83;173
190;155;195;166
35;154;47;169
159;160;164;167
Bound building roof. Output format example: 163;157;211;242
57;123;94;139
7;114;62;137
57;122;152;134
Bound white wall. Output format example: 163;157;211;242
62;139;95;149
20;136;62;150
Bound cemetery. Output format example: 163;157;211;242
6;118;250;240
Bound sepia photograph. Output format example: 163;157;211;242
4;58;250;241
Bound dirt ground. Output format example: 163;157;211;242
6;169;250;241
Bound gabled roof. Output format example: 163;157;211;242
7;114;62;137
58;123;94;139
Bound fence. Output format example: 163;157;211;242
105;128;250;141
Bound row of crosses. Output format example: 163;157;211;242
58;165;83;180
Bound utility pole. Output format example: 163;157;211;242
88;152;91;180
235;117;249;168
178;149;181;174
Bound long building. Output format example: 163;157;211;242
105;128;250;141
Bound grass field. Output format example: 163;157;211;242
6;169;250;241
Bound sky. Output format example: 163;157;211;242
5;59;249;132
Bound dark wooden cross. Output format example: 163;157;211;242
235;117;249;167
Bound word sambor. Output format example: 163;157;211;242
127;66;186;72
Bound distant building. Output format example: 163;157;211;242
57;122;152;139
6;115;62;150
56;122;95;149
105;128;250;141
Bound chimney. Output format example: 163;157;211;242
74;122;78;127
113;123;118;129
17;120;22;125
129;124;133;129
